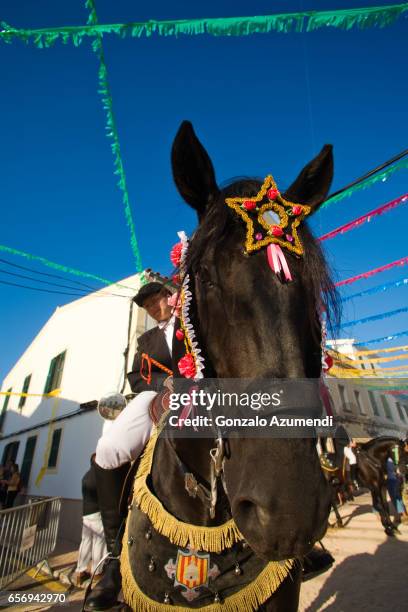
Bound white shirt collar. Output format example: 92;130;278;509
158;315;175;330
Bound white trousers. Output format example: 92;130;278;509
95;391;157;470
76;512;107;574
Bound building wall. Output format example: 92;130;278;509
0;274;153;502
326;378;407;437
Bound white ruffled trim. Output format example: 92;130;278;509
181;273;205;380
175;230;206;380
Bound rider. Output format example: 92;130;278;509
84;281;174;611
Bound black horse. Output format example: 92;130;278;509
356;436;407;535
122;122;340;611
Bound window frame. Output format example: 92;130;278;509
18;374;32;410
44;351;66;394
380;395;393;421
368;390;380;416
47;427;63;471
0;387;13;431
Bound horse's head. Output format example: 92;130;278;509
171;121;338;560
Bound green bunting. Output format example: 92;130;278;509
321;158;408;210
1;4;407;48
85;0;142;272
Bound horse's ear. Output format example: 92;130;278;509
283;145;333;213
171;121;219;217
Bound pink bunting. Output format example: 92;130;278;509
336;257;408;287
319;194;408;242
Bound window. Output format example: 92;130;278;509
396;402;406;422
381;395;393;420
338;385;351;411
47;428;62;468
1;441;20;465
354;390;365;415
44;351;66;394
18;375;32;410
368;391;380;416
20;436;37;487
0;388;12;430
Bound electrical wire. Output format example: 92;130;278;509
0;257;100;290
0;278;92;297
0;268;96;292
0;277;130;299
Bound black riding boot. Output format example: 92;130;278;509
302;545;335;581
84;462;130;611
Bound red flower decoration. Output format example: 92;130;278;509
271;226;284;237
292;205;303;216
267;188;279;200
323;353;334;372
178;354;196;379
175;328;184;341
243;200;257;211
172;273;181;285
170;242;183;267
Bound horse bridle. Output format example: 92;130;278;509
170;428;226;519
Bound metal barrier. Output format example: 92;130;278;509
0;497;61;589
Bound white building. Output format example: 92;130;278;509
326;338;408;439
0;272;158;541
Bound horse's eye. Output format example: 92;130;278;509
196;268;217;289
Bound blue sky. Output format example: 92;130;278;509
1;1;407;384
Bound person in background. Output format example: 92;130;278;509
73;455;107;588
4;463;20;508
385;451;407;525
0;465;6;508
344;440;359;491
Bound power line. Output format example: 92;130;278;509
0;278;91;297
0;257;100;290
0;268;94;292
0;277;130;299
327;149;408;201
0;268;133;299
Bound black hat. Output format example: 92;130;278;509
133;282;167;307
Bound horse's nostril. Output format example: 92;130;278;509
235;499;254;520
235;499;272;530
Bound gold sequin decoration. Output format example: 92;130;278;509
225;175;311;257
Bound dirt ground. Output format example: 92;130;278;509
299;492;408;612
3;492;407;611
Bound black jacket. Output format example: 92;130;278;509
127;326;172;393
82;463;99;516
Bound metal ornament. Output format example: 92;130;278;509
234;563;242;576
97;391;127;421
148;558;156;572
145;528;152;541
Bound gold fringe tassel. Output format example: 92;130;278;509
132;424;243;553
121;519;294;612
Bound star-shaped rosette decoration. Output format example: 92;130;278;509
225;175;311;257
